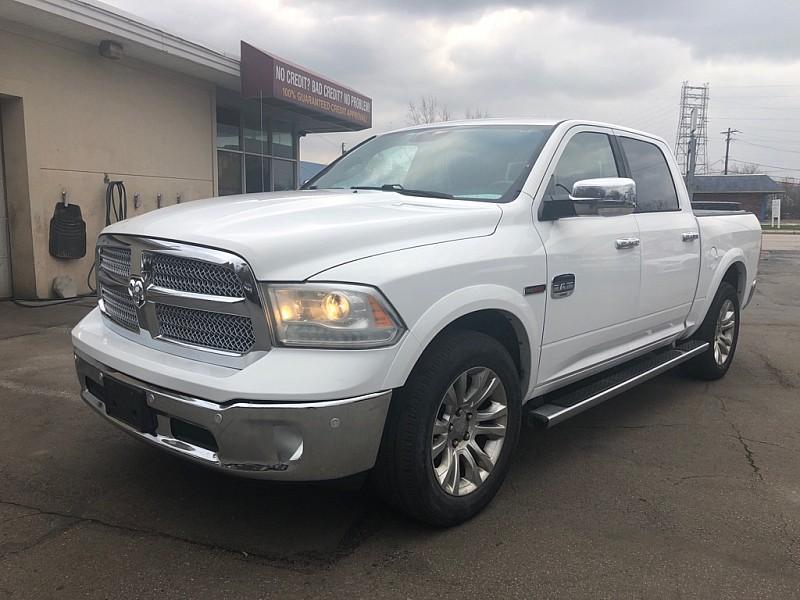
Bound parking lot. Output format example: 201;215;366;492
1;237;798;599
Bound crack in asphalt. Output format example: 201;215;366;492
716;396;764;482
0;498;383;573
741;437;799;454
710;393;800;570
754;350;797;390
0;517;82;559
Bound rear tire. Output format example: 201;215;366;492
684;282;740;380
372;330;522;527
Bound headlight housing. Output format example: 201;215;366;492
264;283;405;348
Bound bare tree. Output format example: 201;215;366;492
465;108;490;119
406;96;451;125
728;162;761;174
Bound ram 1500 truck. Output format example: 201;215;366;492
72;120;761;526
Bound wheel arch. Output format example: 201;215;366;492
721;260;747;304
381;286;541;399
685;251;748;339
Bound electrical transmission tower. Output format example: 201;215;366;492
674;82;710;176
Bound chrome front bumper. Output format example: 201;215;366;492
74;351;392;481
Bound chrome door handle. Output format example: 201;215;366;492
682;231;699;242
615;238;640;249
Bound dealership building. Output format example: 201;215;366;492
0;0;372;298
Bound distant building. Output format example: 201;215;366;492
691;175;784;220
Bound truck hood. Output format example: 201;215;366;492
103;189;502;280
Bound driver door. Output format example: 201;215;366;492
534;127;642;390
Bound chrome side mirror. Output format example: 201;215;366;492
570;177;636;217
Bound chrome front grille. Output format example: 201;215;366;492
147;252;244;297
99;246;131;279
155;304;256;353
100;287;139;331
95;235;269;366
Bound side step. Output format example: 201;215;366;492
527;340;709;428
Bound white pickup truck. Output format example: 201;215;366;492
72;119;761;526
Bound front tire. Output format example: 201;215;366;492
372;330;522;527
685;281;740;380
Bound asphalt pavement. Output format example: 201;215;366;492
1;244;799;599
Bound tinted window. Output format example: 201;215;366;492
620;137;679;212
217;150;242;196
549;132;618;201
273;159;296;191
216;107;240;151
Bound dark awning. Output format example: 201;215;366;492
240;41;372;133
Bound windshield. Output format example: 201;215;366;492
305;124;554;202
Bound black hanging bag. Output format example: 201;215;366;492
49;201;86;259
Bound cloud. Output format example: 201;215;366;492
108;0;800;174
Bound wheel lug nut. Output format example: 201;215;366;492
452;439;459;447
464;433;470;440
456;409;462;417
448;424;454;432
466;413;472;420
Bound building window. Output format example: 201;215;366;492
273;159;296;191
245;155;270;194
215;104;297;196
217;151;242;196
272;120;294;159
216;107;241;151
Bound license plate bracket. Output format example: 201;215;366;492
103;377;158;434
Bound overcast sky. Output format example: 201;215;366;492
108;0;800;177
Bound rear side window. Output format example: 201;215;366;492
620;137;680;212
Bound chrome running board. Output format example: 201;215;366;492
527;340;709;428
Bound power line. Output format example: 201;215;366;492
714;116;800;121
738;140;800;155
713;83;800;88
729;158;800;172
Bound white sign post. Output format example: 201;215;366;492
771;196;781;229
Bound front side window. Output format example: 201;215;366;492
619;137;680;212
307;125;554;202
548;132;619;201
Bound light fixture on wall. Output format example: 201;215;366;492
98;40;124;60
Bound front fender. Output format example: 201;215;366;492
381;284;542;400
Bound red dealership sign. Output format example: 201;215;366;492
240;41;372;130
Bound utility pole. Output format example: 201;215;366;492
341;142;347;156
721;128;740;175
686;108;698;196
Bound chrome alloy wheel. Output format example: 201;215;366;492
714;299;736;366
431;367;508;496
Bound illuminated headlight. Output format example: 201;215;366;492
264;283;405;348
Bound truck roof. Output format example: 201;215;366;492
382;119;668;146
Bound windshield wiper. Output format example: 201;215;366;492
350;184;454;199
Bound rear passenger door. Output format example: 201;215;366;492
617;133;701;338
